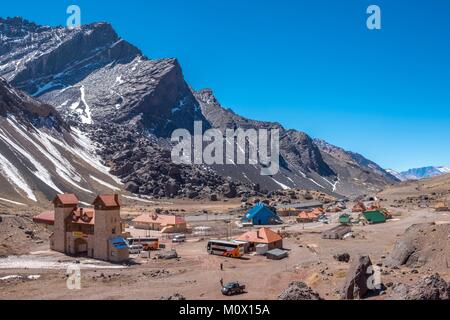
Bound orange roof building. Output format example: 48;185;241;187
235;227;283;250
33;211;55;225
297;210;318;223
312;207;324;215
132;213;187;233
352;202;367;213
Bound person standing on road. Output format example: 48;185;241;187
220;263;223;271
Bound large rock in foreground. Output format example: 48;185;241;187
385;223;450;271
278;282;322;300
341;255;373;300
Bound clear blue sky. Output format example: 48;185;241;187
2;0;449;171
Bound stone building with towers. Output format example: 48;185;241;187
44;193;129;262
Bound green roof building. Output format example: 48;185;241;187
362;210;386;224
339;214;351;225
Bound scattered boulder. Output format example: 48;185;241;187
384;239;416;268
158;250;178;260
164;181;179;198
160;293;186;300
112;150;132;162
111;162;133;177
124;181;140;193
390;274;450;300
209;194;218;201
334;252;351;263
223;182;237;198
187;191;199;199
278;281;323;300
341;255;374;300
168;166;181;180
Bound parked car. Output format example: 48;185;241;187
128;244;143;254
221;282;246;296
172;234;186;243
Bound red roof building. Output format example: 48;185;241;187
33;211;55;225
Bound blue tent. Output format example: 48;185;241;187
242;203;283;225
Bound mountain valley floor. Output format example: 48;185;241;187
1;197;449;300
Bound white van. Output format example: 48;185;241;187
128;244;144;254
172;234;186;243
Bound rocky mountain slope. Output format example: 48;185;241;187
0;77;123;205
196;89;398;196
313;139;399;195
378;173;450;208
0;17;399;200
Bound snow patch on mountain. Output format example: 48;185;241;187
90;175;120;191
0;197;26;206
0;152;36;201
0;126;63;193
271;178;291;190
79;86;93;124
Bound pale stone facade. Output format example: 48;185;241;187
50;194;129;263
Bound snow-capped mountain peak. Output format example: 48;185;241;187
386;166;450;181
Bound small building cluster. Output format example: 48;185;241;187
297;207;325;223
338;202;392;226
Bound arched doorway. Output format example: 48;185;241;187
74;238;88;257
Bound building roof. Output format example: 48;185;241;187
110;236;128;250
235;228;282;244
339;214;351;224
243;203;282;223
52;194;78;206
266;248;288;256
70;208;95;225
92;194;120;208
33;211;55;225
363;210;386;223
132;213;186;226
34;208;97;226
298;211;318;220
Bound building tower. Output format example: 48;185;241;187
52;194;79;253
92;194;122;261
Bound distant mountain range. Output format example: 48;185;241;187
386;167;450;181
0;17;400;204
